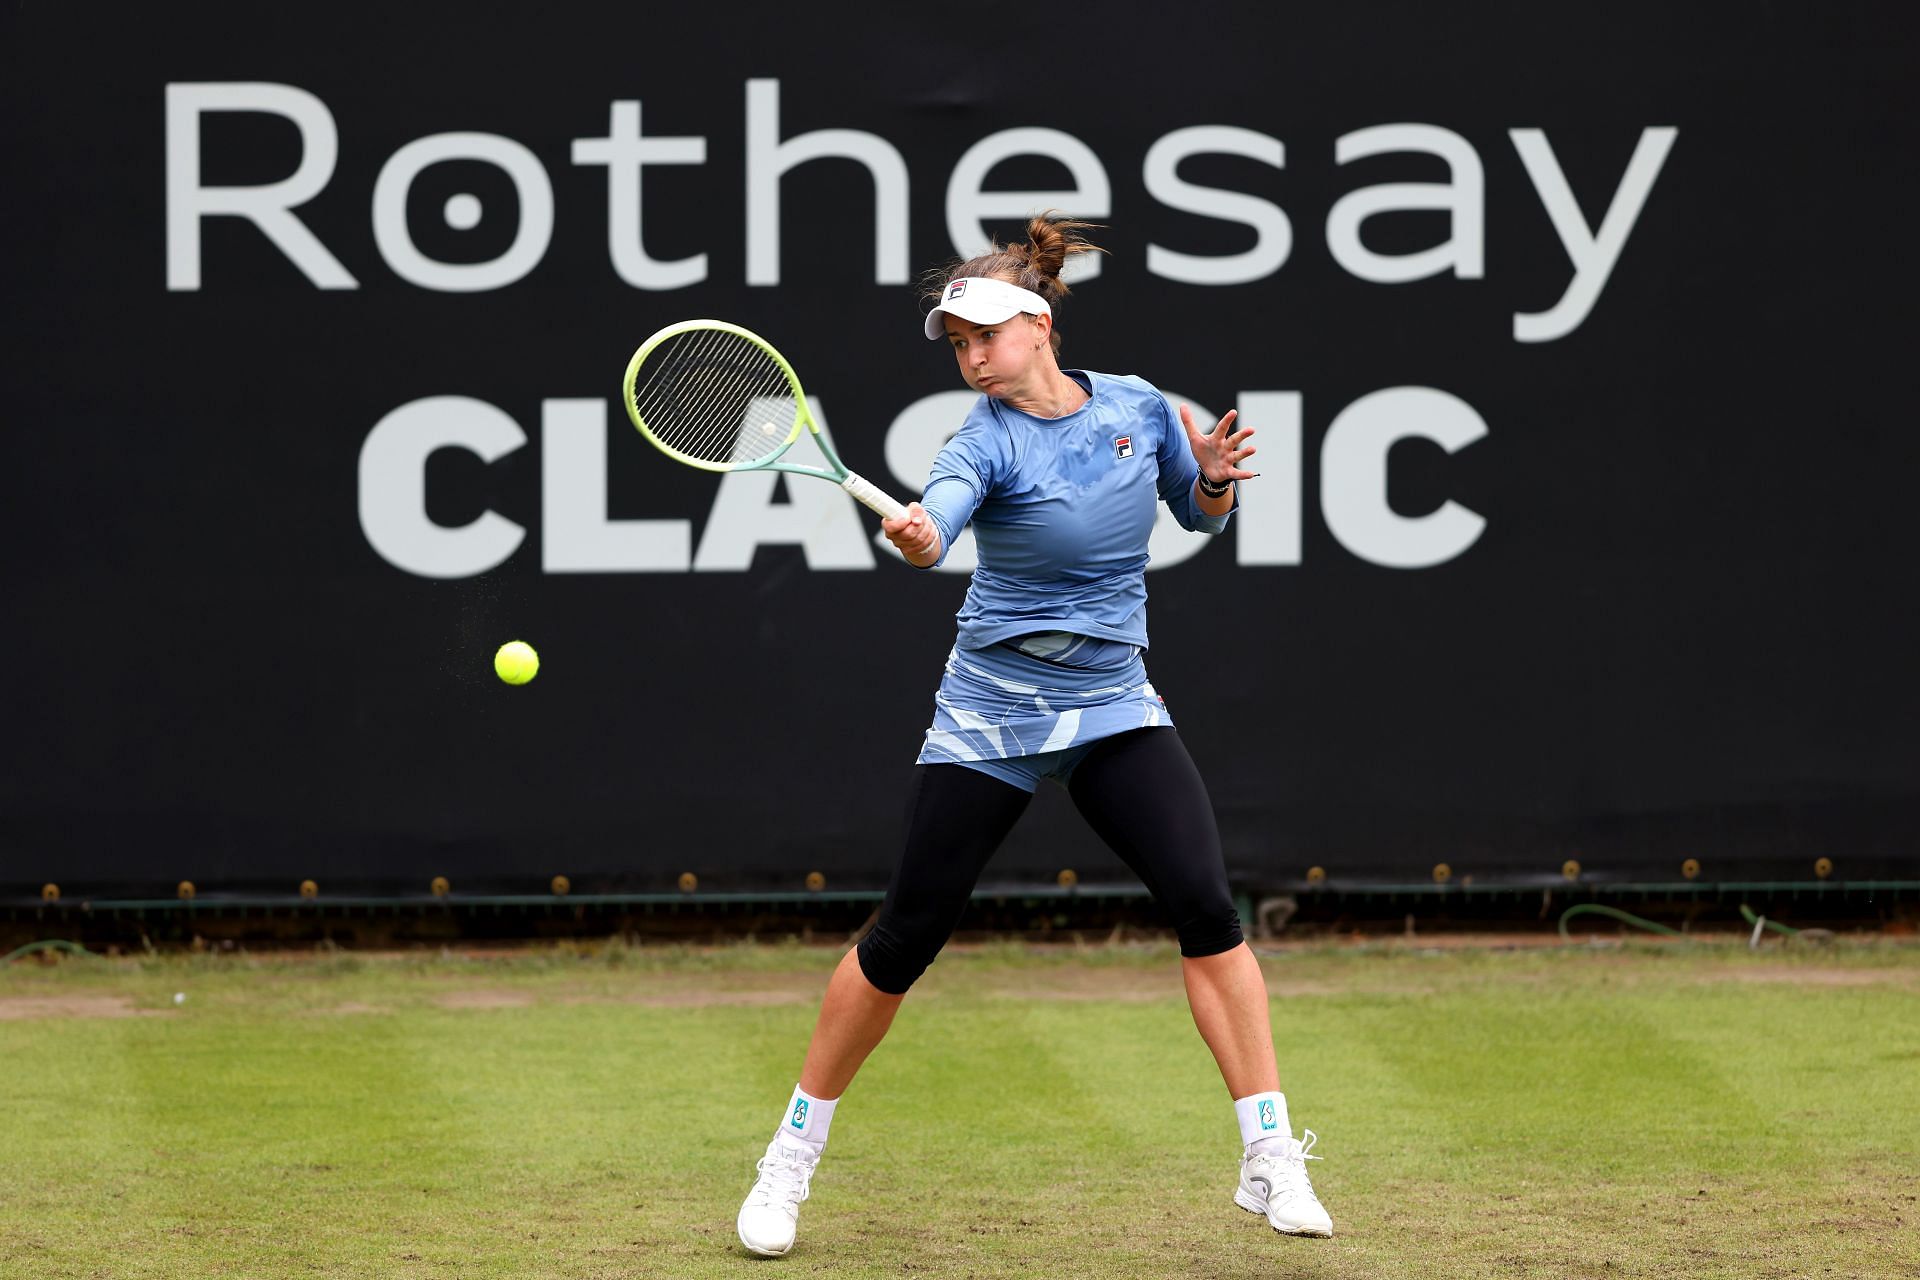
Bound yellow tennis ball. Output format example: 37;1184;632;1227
494;640;539;686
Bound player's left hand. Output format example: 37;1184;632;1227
1180;405;1257;485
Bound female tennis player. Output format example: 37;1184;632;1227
736;215;1332;1256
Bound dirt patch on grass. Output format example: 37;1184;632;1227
931;965;1184;1003
0;994;156;1020
436;983;819;1011
939;968;1336;1002
1707;965;1918;988
434;989;535;1010
588;989;814;1007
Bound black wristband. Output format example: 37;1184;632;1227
1197;473;1232;499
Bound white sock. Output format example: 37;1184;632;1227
1234;1091;1291;1154
773;1084;837;1158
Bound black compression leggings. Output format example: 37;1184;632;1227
856;727;1243;995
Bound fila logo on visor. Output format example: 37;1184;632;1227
1114;435;1133;459
947;280;967;300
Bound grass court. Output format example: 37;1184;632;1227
2;938;1916;1278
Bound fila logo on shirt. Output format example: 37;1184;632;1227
790;1098;809;1129
1258;1100;1278;1131
1114;435;1133;459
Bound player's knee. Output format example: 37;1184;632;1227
1173;902;1245;959
855;918;944;995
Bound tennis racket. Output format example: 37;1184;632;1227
622;320;908;520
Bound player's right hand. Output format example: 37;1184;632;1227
882;502;941;565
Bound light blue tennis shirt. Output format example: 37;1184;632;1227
917;370;1235;651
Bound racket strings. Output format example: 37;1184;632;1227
631;329;800;466
646;329;752;462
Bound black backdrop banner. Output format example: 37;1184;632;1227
3;3;1915;897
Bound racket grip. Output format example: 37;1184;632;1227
840;472;909;521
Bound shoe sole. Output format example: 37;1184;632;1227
1235;1189;1333;1238
737;1219;795;1258
738;1233;793;1258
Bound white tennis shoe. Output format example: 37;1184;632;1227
736;1137;818;1257
1234;1128;1333;1238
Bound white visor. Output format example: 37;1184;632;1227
923;276;1052;340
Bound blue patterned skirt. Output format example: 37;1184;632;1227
915;632;1173;791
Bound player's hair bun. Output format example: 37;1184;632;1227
1012;213;1102;303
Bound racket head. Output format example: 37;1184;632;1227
622;320;812;473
